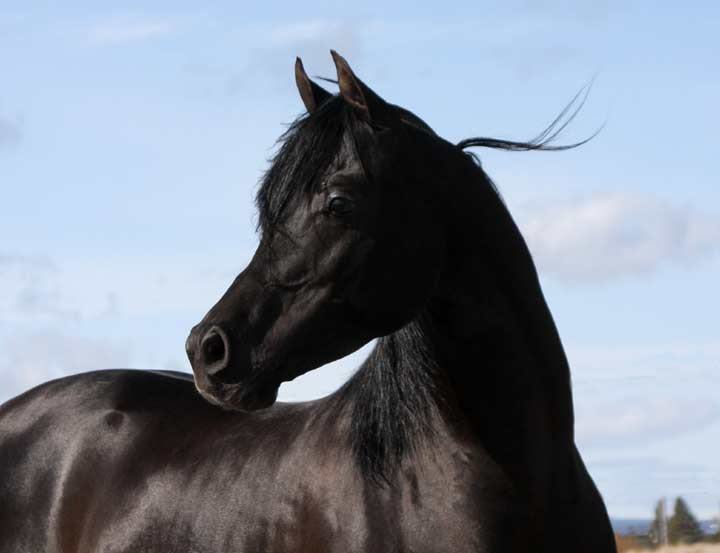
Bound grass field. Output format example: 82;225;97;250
626;545;720;553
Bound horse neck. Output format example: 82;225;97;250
338;151;575;483
427;154;575;446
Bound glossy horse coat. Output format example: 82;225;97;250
0;52;616;552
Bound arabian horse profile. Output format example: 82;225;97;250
0;52;616;552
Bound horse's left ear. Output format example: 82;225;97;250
330;50;385;122
295;57;332;113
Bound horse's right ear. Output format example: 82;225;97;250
295;57;332;114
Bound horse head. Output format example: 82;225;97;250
186;52;446;411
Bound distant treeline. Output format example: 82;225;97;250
614;497;719;552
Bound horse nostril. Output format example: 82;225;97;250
200;326;230;375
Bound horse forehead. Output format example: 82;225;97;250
328;143;363;174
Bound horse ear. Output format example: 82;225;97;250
330;50;383;121
295;57;332;114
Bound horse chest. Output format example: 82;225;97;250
388;447;534;553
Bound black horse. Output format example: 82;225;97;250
0;52;615;552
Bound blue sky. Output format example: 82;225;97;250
1;1;719;519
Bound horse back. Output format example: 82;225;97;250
0;370;351;553
0;371;240;552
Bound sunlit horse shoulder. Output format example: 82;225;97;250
0;52;616;552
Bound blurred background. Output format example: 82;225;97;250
1;0;718;542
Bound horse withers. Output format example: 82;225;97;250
0;52;616;552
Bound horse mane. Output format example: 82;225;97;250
457;82;597;157
337;314;446;485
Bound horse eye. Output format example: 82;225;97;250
328;196;354;216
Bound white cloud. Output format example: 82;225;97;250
86;17;178;45
0;255;72;320
268;20;356;46
0;251;250;324
576;396;720;447
569;341;720;382
567;340;720;517
569;340;720;446
0;331;131;404
519;192;720;283
0;114;21;151
263;20;361;80
589;456;720;518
